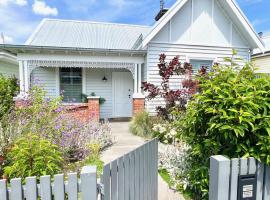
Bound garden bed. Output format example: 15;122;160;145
0;86;113;181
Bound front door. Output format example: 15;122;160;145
112;72;133;118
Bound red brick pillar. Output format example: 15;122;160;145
133;95;145;115
87;96;100;121
13;95;28;108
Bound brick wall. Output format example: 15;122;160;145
133;98;145;115
87;97;100;121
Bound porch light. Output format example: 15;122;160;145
102;76;108;82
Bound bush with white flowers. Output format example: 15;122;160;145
153;123;178;144
158;141;190;190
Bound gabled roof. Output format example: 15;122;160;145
142;0;265;51
26;19;151;50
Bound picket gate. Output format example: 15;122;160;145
0;138;158;200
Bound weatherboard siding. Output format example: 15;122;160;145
145;43;250;114
253;56;270;74
0;61;19;78
85;68;131;119
30;67;133;119
31;67;57;97
151;0;249;48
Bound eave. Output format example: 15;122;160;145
0;50;18;64
252;51;270;59
0;44;147;57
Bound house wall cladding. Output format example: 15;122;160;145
144;0;251;114
253;56;270;74
31;67;132;119
0;61;19;78
31;67;57;97
145;44;250;114
85;68;131;119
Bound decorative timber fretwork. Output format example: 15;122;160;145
27;60;136;77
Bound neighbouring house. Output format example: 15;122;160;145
0;50;18;77
0;0;264;120
252;34;270;74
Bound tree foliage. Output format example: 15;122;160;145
176;56;270;199
4;133;63;180
0;75;19;119
142;54;198;119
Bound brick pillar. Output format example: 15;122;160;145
87;96;100;121
13;95;28;108
133;95;145;115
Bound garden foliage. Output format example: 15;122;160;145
4;133;63;180
176;55;270;199
142;54;197;119
129;111;161;138
0;86;112;180
0;75;19;120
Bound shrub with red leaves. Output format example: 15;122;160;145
142;54;198;119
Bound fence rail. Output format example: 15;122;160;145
209;155;270;200
0;138;158;200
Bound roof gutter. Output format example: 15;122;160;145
0;44;147;55
252;51;270;58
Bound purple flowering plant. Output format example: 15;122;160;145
1;86;112;176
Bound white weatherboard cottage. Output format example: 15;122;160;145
0;0;264;119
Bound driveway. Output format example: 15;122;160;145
101;122;185;200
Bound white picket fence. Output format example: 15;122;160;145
0;138;158;200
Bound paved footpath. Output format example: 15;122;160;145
101;122;185;200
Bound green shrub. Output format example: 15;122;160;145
4;133;63;180
0;75;19;119
176;56;270;199
129;111;160;138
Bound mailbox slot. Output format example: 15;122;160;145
238;174;257;200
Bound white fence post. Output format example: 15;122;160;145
209;155;230;200
0;179;8;200
81;166;97;200
10;178;23;200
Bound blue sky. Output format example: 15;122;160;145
0;0;269;44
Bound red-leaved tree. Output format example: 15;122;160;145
142;54;199;119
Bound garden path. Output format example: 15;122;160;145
101;122;185;200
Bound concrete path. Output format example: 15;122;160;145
101;122;185;200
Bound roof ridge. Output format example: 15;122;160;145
43;18;152;29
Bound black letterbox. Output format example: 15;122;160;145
238;174;257;200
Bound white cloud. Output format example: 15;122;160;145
0;34;14;44
0;0;27;6
16;0;27;6
0;3;39;44
32;0;58;16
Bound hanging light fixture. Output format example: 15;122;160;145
102;76;108;82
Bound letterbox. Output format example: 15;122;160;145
238;174;257;200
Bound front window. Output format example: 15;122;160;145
60;68;82;103
190;59;213;74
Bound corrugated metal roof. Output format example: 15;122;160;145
26;19;151;50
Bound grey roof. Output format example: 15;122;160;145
26;19;151;50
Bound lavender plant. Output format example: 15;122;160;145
1;86;112;179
